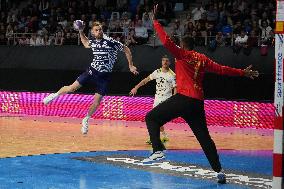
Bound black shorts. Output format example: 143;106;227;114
77;68;111;96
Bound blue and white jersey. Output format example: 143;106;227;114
89;34;124;72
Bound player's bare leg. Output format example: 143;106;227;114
43;81;81;105
81;93;103;134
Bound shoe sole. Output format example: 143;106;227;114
141;156;165;163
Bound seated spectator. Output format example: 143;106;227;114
192;30;204;46
101;21;108;32
0;22;6;34
5;23;14;45
108;13;120;31
258;12;270;28
95;0;107;8
182;13;194;28
109;22;123;42
134;20;148;45
142;6;153;22
58;16;68;30
251;20;260;35
206;22;216;40
230;4;242;24
110;12;120;20
0;12;6;23
233;21;242;36
43;34;52;46
221;22;233;45
206;4;218;24
125;29;137;46
172;19;184;38
184;21;195;36
169;27;180;45
71;33;79;45
120;12;131;35
259;20;272;45
63;32;77;45
215;31;226;47
233;30;248;54
29;34;37;46
0;33;7;45
88;14;97;28
246;30;259;48
18;34;30;46
243;20;252;34
133;14;140;26
243;30;259;56
195;21;206;45
17;15;27;33
117;0;128;11
191;4;205;24
54;31;64;46
142;12;153;34
36;34;44;46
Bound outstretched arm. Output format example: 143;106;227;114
124;45;139;75
129;76;151;96
206;57;259;79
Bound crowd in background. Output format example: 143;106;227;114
0;0;275;55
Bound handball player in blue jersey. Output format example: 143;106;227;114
43;21;139;134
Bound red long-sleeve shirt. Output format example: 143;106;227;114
153;20;245;100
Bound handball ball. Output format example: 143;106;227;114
73;20;84;31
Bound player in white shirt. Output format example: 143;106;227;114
130;55;176;144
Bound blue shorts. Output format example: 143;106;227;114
77;68;111;96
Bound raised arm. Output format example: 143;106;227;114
151;5;182;59
153;20;182;59
129;76;151;96
124;45;139;75
79;30;90;48
74;20;91;48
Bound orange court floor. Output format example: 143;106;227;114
0;115;273;158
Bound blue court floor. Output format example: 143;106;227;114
0;150;272;189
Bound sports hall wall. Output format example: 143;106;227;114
0;46;274;101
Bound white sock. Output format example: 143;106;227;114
53;93;59;98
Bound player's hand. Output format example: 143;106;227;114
129;88;138;96
243;65;259;79
151;4;158;21
129;65;139;75
79;22;85;32
74;20;85;32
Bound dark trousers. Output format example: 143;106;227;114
145;94;222;172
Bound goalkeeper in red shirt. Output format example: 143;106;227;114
141;5;259;184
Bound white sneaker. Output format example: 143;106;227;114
141;151;165;163
43;93;58;105
81;117;89;134
217;171;226;184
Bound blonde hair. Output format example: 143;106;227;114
91;21;102;28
